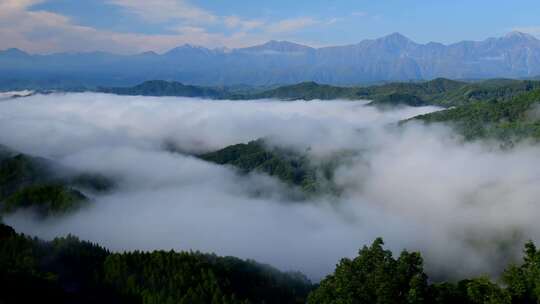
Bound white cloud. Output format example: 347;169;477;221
108;0;217;24
266;17;319;34
325;17;342;25
0;0;322;54
5;93;540;281
224;15;264;31
0;93;438;280
0;0;260;53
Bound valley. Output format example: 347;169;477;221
4;2;540;302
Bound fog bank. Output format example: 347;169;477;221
3;93;540;281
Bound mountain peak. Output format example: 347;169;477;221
164;44;212;56
0;48;29;57
503;31;537;41
263;40;297;45
261;40;311;49
241;40;313;53
175;43;207;50
381;32;412;42
140;51;158;56
373;32;415;49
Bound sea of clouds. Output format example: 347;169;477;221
2;92;540;281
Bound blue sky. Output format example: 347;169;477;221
2;0;540;54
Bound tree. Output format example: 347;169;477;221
503;241;540;303
307;238;429;304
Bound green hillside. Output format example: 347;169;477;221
0;151;113;217
243;81;359;101
366;78;540;107
199;139;319;193
99;80;227;98
99;78;540;108
364;78;467;107
409;89;540;142
229;78;466;105
3;184;87;218
198;139;342;195
435;79;540;107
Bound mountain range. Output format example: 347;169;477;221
2;31;540;87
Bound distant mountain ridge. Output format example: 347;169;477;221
3;32;540;87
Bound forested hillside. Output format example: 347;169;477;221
0;149;112;217
308;238;540;304
97;78;540;108
99;80;227;98
0;223;313;304
198;139;344;195
410;89;540;142
4;222;540;304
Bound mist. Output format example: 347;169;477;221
2;93;540;281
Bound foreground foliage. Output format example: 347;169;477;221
309;238;540;304
0;223;312;304
4;222;540;304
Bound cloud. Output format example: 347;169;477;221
0;0;321;54
108;0;218;24
224;16;265;31
266;17;319;34
0;0;43;13
325;18;342;25
0;0;260;53
0;93;436;280
4;93;540;282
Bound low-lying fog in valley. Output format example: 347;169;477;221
3;92;540;281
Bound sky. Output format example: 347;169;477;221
1;0;540;54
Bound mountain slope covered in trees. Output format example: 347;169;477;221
197;139;344;195
97;78;540;108
4;222;540;304
0;149;112;217
99;80;227;98
0;223;313;304
409;89;540;142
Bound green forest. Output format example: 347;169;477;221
409;89;540;142
0;223;312;304
4;222;540;304
98;77;540;108
0;148;112;217
197;139;345;195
